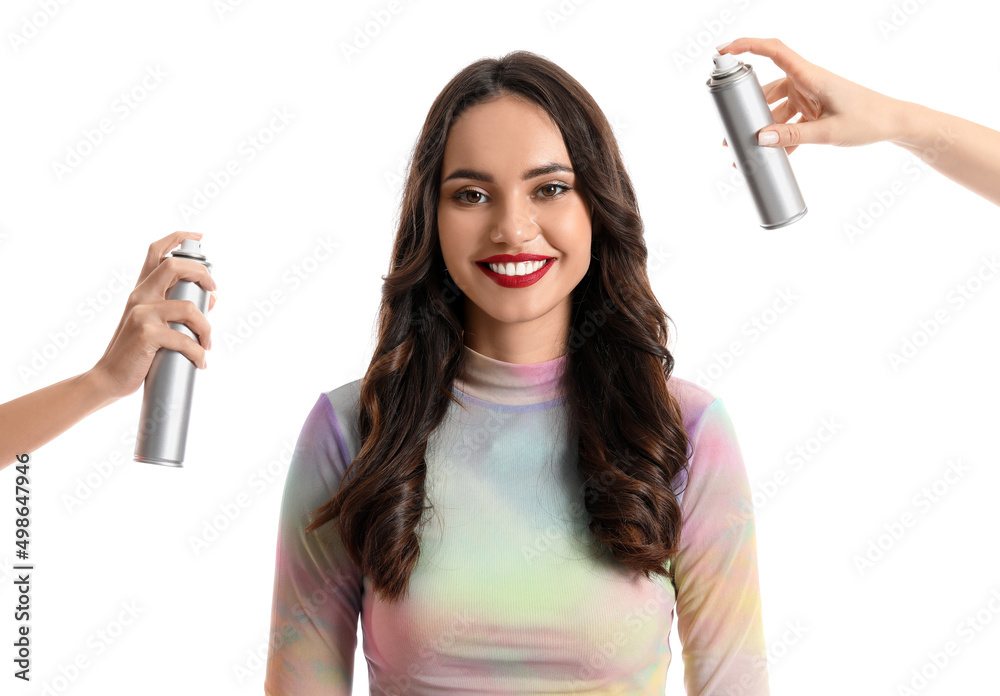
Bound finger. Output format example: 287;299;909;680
762;78;789;104
716;37;807;77
757;115;836;148
208;292;217;312
760;77;783;94
153;298;213;350
148;323;209;369
137;231;203;287
770;99;799;125
782;115;804;156
133;256;217;305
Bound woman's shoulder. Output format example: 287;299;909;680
665;376;745;506
666;373;720;436
321;377;363;414
283;379;365;490
314;378;364;459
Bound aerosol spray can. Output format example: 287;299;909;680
707;52;808;229
134;239;212;467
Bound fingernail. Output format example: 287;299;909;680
758;130;779;145
716;41;733;51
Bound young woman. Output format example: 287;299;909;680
264;52;768;694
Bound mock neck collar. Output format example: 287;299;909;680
452;343;568;406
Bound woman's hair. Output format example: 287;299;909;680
305;50;691;603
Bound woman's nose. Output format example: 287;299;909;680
491;199;538;242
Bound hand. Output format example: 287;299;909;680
718;37;906;155
89;231;217;401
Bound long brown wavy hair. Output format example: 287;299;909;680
306;50;691;603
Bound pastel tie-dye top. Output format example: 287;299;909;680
265;344;769;695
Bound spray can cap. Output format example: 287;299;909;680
171;237;209;264
711;52;741;75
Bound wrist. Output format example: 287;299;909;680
888;99;937;149
80;367;124;411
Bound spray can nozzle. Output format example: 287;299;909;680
711;53;740;74
710;53;747;81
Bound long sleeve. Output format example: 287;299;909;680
264;393;364;696
673;397;769;696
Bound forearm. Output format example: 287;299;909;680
890;99;1000;206
0;370;117;471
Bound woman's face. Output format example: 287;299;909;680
437;95;592;357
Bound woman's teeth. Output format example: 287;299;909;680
487;259;548;276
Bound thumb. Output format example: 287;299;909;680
757;119;833;147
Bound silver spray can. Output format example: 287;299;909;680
707;52;807;229
134;239;212;467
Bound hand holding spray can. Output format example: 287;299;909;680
134;239;212;467
707;52;807;229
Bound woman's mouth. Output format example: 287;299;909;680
477;258;554;288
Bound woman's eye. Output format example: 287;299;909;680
452;184;569;204
454;190;487;204
538;183;569;198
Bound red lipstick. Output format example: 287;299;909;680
476;254;555;288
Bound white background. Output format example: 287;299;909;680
1;0;998;694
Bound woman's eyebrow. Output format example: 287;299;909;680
441;162;573;184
